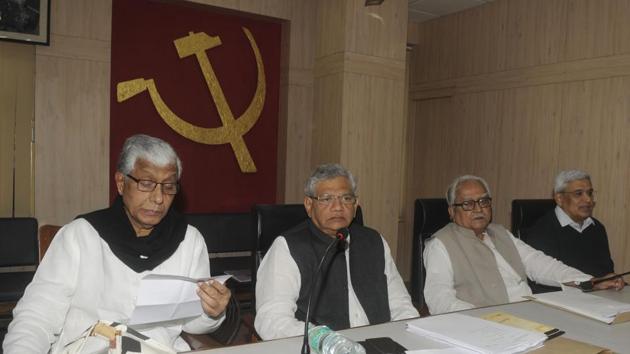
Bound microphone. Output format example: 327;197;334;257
578;271;630;292
300;227;349;354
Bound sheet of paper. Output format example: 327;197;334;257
406;348;475;354
407;313;546;354
528;291;630;324
224;269;251;283
481;312;555;333
129;274;231;325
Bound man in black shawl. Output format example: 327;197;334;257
4;134;231;353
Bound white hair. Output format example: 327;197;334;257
554;170;590;193
304;163;357;197
446;175;491;205
116;134;182;179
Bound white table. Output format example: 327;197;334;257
188;288;630;353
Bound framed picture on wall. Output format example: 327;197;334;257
0;0;51;45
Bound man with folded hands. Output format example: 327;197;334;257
423;175;624;315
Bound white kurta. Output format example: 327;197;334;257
3;218;224;354
423;229;592;315
255;234;419;340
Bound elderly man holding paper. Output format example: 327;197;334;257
423;175;624;315
3;134;230;354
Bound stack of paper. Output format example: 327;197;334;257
406;313;546;354
528;291;630;324
481;312;564;340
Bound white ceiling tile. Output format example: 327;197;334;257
408;10;438;23
408;0;487;23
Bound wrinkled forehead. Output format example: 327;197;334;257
314;176;352;194
132;158;177;177
565;178;592;190
455;180;488;200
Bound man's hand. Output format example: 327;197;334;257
592;273;626;291
197;280;231;318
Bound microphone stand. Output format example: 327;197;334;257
300;228;349;354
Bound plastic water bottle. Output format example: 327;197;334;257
308;325;366;354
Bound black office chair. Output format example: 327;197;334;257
510;199;558;293
411;198;450;311
186;213;255;306
510;199;555;242
0;217;39;303
251;204;363;309
185;213;253;346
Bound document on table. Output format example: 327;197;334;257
481;312;564;340
129;273;231;325
406;313;546;354
406;349;472;354
526;291;630;324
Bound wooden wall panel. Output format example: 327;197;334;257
453;2;508;77
0;43;35;217
282;85;314;202
612;0;630;55
565;0;615;61
51;0;111;40
315;0;346;58
558;78;630;272
311;73;344;166
345;0;407;60
32;0;112;226
504;0;567;69
34;56;110;225
311;0;407;263
494;84;563;222
341;73;406;253
398;51;415;280
407;0;630;276
193;0;293;20
410;98;453;197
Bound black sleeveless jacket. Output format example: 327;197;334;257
283;220;391;330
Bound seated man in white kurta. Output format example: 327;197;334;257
423;175;624;315
3;134;231;354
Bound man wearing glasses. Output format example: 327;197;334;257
4;134;231;353
255;163;418;340
525;170;615;281
423;175;623;315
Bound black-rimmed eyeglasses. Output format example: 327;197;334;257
309;194;357;206
559;189;595;200
452;197;492;211
126;174;179;195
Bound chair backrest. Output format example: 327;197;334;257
186;213;255;276
0;217;38;267
38;224;61;262
411;198;450;309
0;217;39;303
510;199;555;241
252;204;364;267
251;203;364;310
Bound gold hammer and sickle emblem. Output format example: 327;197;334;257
116;27;265;173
